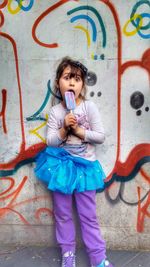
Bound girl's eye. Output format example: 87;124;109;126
75;77;81;82
64;76;69;80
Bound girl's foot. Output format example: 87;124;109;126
91;259;114;267
61;251;76;267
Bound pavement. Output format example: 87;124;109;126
0;246;150;267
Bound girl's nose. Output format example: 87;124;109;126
69;78;75;86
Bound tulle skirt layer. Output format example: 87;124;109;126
34;146;106;194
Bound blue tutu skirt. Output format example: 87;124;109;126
34;146;106;194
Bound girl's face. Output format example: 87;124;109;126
58;65;84;102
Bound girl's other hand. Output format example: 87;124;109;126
71;125;85;140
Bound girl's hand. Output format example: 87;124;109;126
64;113;85;140
64;113;77;130
71;125;85;140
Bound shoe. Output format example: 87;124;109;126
91;259;114;267
61;251;76;267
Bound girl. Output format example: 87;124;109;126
34;57;114;267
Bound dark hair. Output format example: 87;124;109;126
51;57;88;106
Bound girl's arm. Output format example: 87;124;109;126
84;101;105;144
46;108;67;146
72;101;105;144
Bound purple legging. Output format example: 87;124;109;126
52;190;106;265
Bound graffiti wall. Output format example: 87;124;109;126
0;0;150;249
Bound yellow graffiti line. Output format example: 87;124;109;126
123;14;143;36
74;25;91;47
7;0;23;15
29;114;48;143
91;53;95;60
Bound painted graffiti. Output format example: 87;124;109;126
0;89;7;134
0;0;150;235
8;0;34;15
67;5;106;60
137;186;150;232
123;0;150;39
0;176;53;225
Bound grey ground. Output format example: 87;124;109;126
0;246;150;267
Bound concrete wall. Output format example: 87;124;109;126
0;0;150;250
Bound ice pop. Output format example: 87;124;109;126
65;91;76;113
